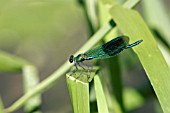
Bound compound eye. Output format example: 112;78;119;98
69;55;74;63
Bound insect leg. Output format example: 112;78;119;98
77;62;86;70
70;63;78;76
71;62;86;79
80;62;92;79
80;62;91;72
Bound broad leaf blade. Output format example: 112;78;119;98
110;5;170;113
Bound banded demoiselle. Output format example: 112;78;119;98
69;36;143;74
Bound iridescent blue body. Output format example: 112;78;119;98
69;36;143;64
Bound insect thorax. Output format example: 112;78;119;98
74;54;85;62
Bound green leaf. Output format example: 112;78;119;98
142;0;170;67
98;0;141;112
94;75;109;113
22;65;41;113
66;67;99;113
109;5;170;113
106;57;124;112
142;0;170;46
0;97;4;113
98;0;124;110
0;51;29;73
123;87;144;111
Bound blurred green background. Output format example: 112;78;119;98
0;0;169;113
0;0;88;113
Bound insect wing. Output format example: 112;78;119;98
84;36;129;59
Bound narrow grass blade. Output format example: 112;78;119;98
106;57;124;112
98;1;124;111
142;0;170;46
66;67;99;113
0;51;29;73
123;0;141;8
94;75;109;113
22;65;41;113
110;5;170;113
0;97;4;113
84;0;99;32
98;0;141;112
